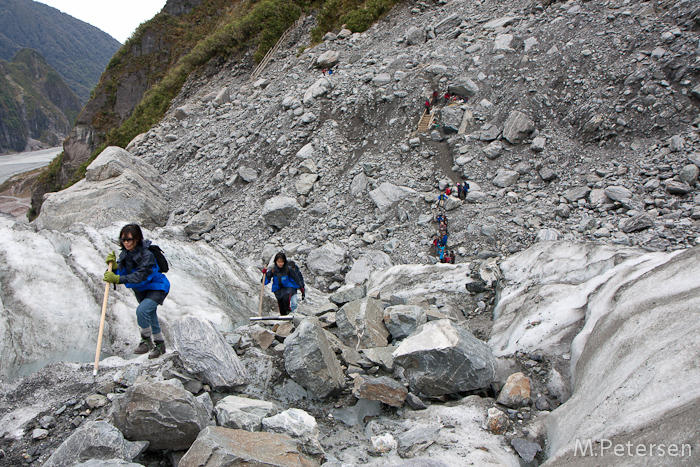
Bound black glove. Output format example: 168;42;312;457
301;288;305;301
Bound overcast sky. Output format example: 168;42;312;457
34;0;168;43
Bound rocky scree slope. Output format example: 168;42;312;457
125;0;700;288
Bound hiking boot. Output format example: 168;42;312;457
134;336;153;354
148;341;166;359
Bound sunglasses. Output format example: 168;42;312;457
121;237;135;243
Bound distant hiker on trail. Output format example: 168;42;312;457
461;181;470;199
103;223;170;359
437;191;448;208
425;99;431;113
432;89;439;102
263;252;305;315
444;91;450;104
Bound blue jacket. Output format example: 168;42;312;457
265;263;304;299
116;240;170;294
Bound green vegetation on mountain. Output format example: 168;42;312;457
31;0;402;215
0;49;82;153
0;0;120;104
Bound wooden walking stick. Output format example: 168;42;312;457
93;261;113;378
258;268;266;317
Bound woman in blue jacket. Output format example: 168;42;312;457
263;252;305;315
103;224;170;359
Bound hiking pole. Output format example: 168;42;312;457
93;261;112;379
258;269;266;317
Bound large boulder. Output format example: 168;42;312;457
172;316;248;390
262;196;301;229
369;182;418;213
336;298;390;349
393;319;497;396
284;317;345;398
383;304;427;341
441;106;464;134
448;77;479;97
315;50;339;69
35;146;169;231
42;421;147;467
179;426;317;467
215;395;280;431
346;250;392;285
502;110;536;144
110;376;212;451
262;408;324;458
307;242;346;276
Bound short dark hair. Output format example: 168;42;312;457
119;224;143;247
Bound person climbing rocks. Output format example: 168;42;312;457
425;99;432;113
432;89;439;103
103;223;170;359
263;252;305;315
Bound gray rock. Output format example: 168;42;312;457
482;140;503;159
502;110;535;144
665;180;693;195
262;408;324;458
296;173;318;196
336;298;390;349
372;73;392;86
393;319;496;396
307;242;346;276
215;395;280;431
316;50;339;69
441;106;463;133
213;87;230;105
350;172;368;197
35;147;169;231
238;166;258;183
110;377;211;451
679;164;700;185
604;185;632;202
43;421;147;467
73;460;144;467
262;196;301;229
511;438;542;462
563;186;591;203
406;26;426;45
346;250;392;285
178;426;316;467
352;375;408;407
369;182;418;212
173;106;191;120
184;211;216;236
493;169;519;188
284;317;345;398
171;316;248;389
434;14;462;34
620;213;654;233
329;284;367;305
448;77;479;97
384;304;427;340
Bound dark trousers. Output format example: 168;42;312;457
276;294;292;315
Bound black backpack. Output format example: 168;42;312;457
149;245;169;273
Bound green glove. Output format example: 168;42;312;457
103;271;120;284
105;251;116;265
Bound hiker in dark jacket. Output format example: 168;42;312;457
104;223;170;359
263;252;305;315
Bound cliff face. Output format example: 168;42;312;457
0;0;120;103
30;0;230;214
0;49;82;153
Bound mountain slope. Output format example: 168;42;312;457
0;48;82;153
0;0;121;103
